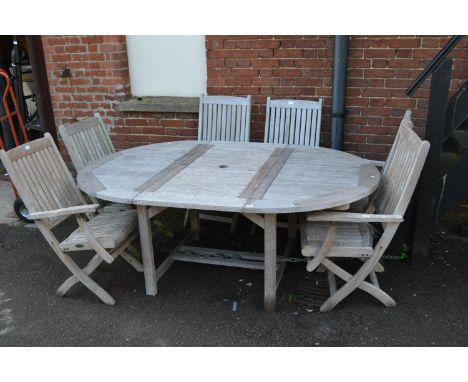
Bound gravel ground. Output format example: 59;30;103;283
0;210;467;346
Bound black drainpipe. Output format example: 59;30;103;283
330;35;349;150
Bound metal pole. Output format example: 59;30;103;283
330;35;349;150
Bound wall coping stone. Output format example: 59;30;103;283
117;96;199;113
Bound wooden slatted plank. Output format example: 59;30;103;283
229;105;236;141
240;104;246;142
283;108;291;144
225;105;232;141
294;108;302;144
215;103;222;140
220;104;227;141
234;105;241;141
206;103;213;141
288;108;296;145
244;97;251;143
304;109;312;145
239;147;294;200
135;144;214;192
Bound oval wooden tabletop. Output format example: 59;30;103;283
77;140;380;214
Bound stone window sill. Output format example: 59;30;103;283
117;96;199;113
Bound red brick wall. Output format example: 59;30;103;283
42;35;468;162
205;35;468;161
206;36;335;144
42;35;197;155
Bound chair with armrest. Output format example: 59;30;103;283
300;110;430;312
0;133;143;305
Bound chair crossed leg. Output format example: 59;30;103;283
57;243;143;304
37;222;143;306
305;222;397;312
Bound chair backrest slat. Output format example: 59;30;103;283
0;133;86;228
59;113;116;171
264;97;323;146
374;111;430;216
198;95;251;142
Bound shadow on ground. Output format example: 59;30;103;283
0;209;467;346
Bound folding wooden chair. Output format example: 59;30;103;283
300;111;430;312
58;113;130;213
0;133;143;305
264;97;323;146
185;95;252;234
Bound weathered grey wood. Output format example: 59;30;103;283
57;230;140;294
135;144;213;192
264;97;323;146
147;206;166;220
60;210;138;254
173;247;267;270
306;222;337;272
78;141;379;214
75;139;381;311
242;213;265;229
240;147;294;200
59;114;131;214
306;211;404;223
300;111;430;312
195;95;251;233
0;134;142;305
198;213;234;224
59;114;115;172
155;231;193;282
301;220;374;258
137;205;157;296
28;203;100;220
122;245;144;272
264;214;277;312
198;95;251;142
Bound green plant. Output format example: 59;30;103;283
400;242;410;262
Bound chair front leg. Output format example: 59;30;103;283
57;253;105;296
320;258;395;312
320;224;399;312
36;221;115;305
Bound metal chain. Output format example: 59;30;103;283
278;257;308;263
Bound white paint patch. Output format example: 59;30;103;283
0;291;14;336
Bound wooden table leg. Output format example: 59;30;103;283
137;205;157;296
264;213;277;312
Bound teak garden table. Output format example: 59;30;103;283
77;140;380;311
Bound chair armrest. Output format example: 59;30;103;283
306;211;403;223
367;160;385;168
27;204;100;220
